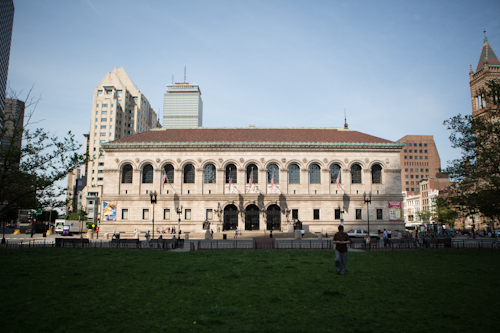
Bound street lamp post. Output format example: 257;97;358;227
176;205;183;238
364;192;372;234
149;190;157;240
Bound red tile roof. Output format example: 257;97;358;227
110;128;395;145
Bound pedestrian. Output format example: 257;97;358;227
211;230;214;239
383;229;388;247
364;234;371;250
301;229;305;238
333;225;351;275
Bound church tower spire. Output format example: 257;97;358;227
469;32;500;117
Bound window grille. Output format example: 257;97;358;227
288;164;300;184
121;164;133;183
309;164;321;184
267;164;279;183
142;164;153;183
226;164;237;183
351;164;362;184
164;164;174;183
372;164;382;184
247;164;258;183
330;164;341;183
184;164;195;183
204;164;216;183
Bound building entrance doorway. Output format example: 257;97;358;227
223;204;238;231
266;204;281;231
245;204;260;230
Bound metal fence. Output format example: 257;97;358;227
1;238;499;251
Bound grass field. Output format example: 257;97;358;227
0;248;499;332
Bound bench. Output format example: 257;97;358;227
111;239;140;248
55;238;90;247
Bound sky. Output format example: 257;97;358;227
7;0;500;172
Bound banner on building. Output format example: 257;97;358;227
388;201;402;221
103;201;117;221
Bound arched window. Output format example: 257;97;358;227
247;164;258;183
184;164;195;183
121;164;133;183
330;164;341;184
309;163;321;184
204;164;216;183
142;164;153;183
288;164;300;184
351;164;362;184
163;164;174;183
372;164;382;184
226;164;237;183
267;164;279;184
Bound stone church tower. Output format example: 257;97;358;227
469;34;500;117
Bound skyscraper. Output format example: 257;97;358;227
1;98;24;150
163;82;203;127
0;0;14;112
79;67;160;223
397;135;441;194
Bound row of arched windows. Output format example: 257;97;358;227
122;162;383;185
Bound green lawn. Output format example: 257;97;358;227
0;248;498;332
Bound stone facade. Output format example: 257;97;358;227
98;127;405;235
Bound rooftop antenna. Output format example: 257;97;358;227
184;59;187;84
483;29;487;42
172;74;174;84
344;108;348;129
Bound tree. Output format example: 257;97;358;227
433;196;459;227
0;87;87;220
442;79;500;224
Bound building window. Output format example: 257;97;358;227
351;164;362;184
183;164;195;183
309;164;321;184
267;164;279;184
404;156;407;159
100;133;106;136
371;164;382;184
313;209;320;220
206;209;213;220
404;149;407;153
97;177;103;181
97;90;103;97
406;188;409;191
122;209;128;219
292;209;298;220
330;164;341;184
335;209;341;220
405;168;408;172
97;170;103;174
163;164;174;183
185;209;191;220
204;164;216;183
425;156;428;159
100;125;106;129
143;209;149;220
117;90;122;97
288;164;300;184
406;181;409;185
163;209;170;220
101;118;107;122
226;164;237;183
409;143;412;146
98;162;104;166
102;111;107;115
247;164;258;184
424;143;427;147
121;164;133;183
142;164;153;183
409;156;413;159
377;209;382;220
356;209;362;220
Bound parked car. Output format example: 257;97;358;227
461;229;471;235
8;222;17;228
345;229;380;240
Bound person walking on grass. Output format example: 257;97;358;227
333;225;351;275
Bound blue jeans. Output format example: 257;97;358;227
335;250;348;274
